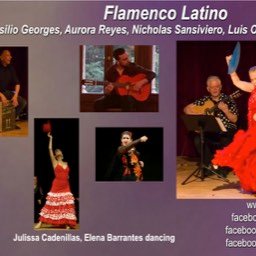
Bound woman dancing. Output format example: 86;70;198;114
35;132;77;229
110;131;148;181
212;56;256;192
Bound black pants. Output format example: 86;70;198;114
94;94;139;112
3;90;27;116
194;131;236;167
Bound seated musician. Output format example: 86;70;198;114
94;48;156;112
0;49;27;120
183;76;238;177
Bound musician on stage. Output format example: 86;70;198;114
183;75;238;177
0;49;26;119
94;47;156;112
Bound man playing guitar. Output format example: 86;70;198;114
183;75;238;177
94;47;156;112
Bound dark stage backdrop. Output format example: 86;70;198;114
34;118;79;221
0;47;28;108
96;127;163;181
177;41;256;157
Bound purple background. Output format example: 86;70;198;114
0;1;255;255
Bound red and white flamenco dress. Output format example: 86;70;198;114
39;164;77;227
212;87;256;192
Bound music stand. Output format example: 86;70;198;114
181;114;230;185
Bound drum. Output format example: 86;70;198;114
0;102;16;132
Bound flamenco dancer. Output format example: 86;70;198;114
34;132;77;229
212;55;256;193
110;131;148;181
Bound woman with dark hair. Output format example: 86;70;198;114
109;131;148;181
34;132;77;229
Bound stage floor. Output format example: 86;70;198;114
0;120;28;137
176;156;256;199
33;223;80;230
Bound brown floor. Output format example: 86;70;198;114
0;120;28;137
33;223;80;230
176;156;256;199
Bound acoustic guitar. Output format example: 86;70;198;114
82;73;151;102
192;90;242;115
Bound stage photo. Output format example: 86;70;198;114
177;41;256;199
34;118;79;230
96;127;163;182
0;47;28;136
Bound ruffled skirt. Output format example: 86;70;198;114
212;127;256;192
39;191;77;227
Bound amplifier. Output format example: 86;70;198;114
0;102;16;132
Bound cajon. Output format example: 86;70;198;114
0;102;16;132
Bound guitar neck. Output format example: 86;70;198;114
82;73;151;101
82;79;126;88
206;91;242;115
